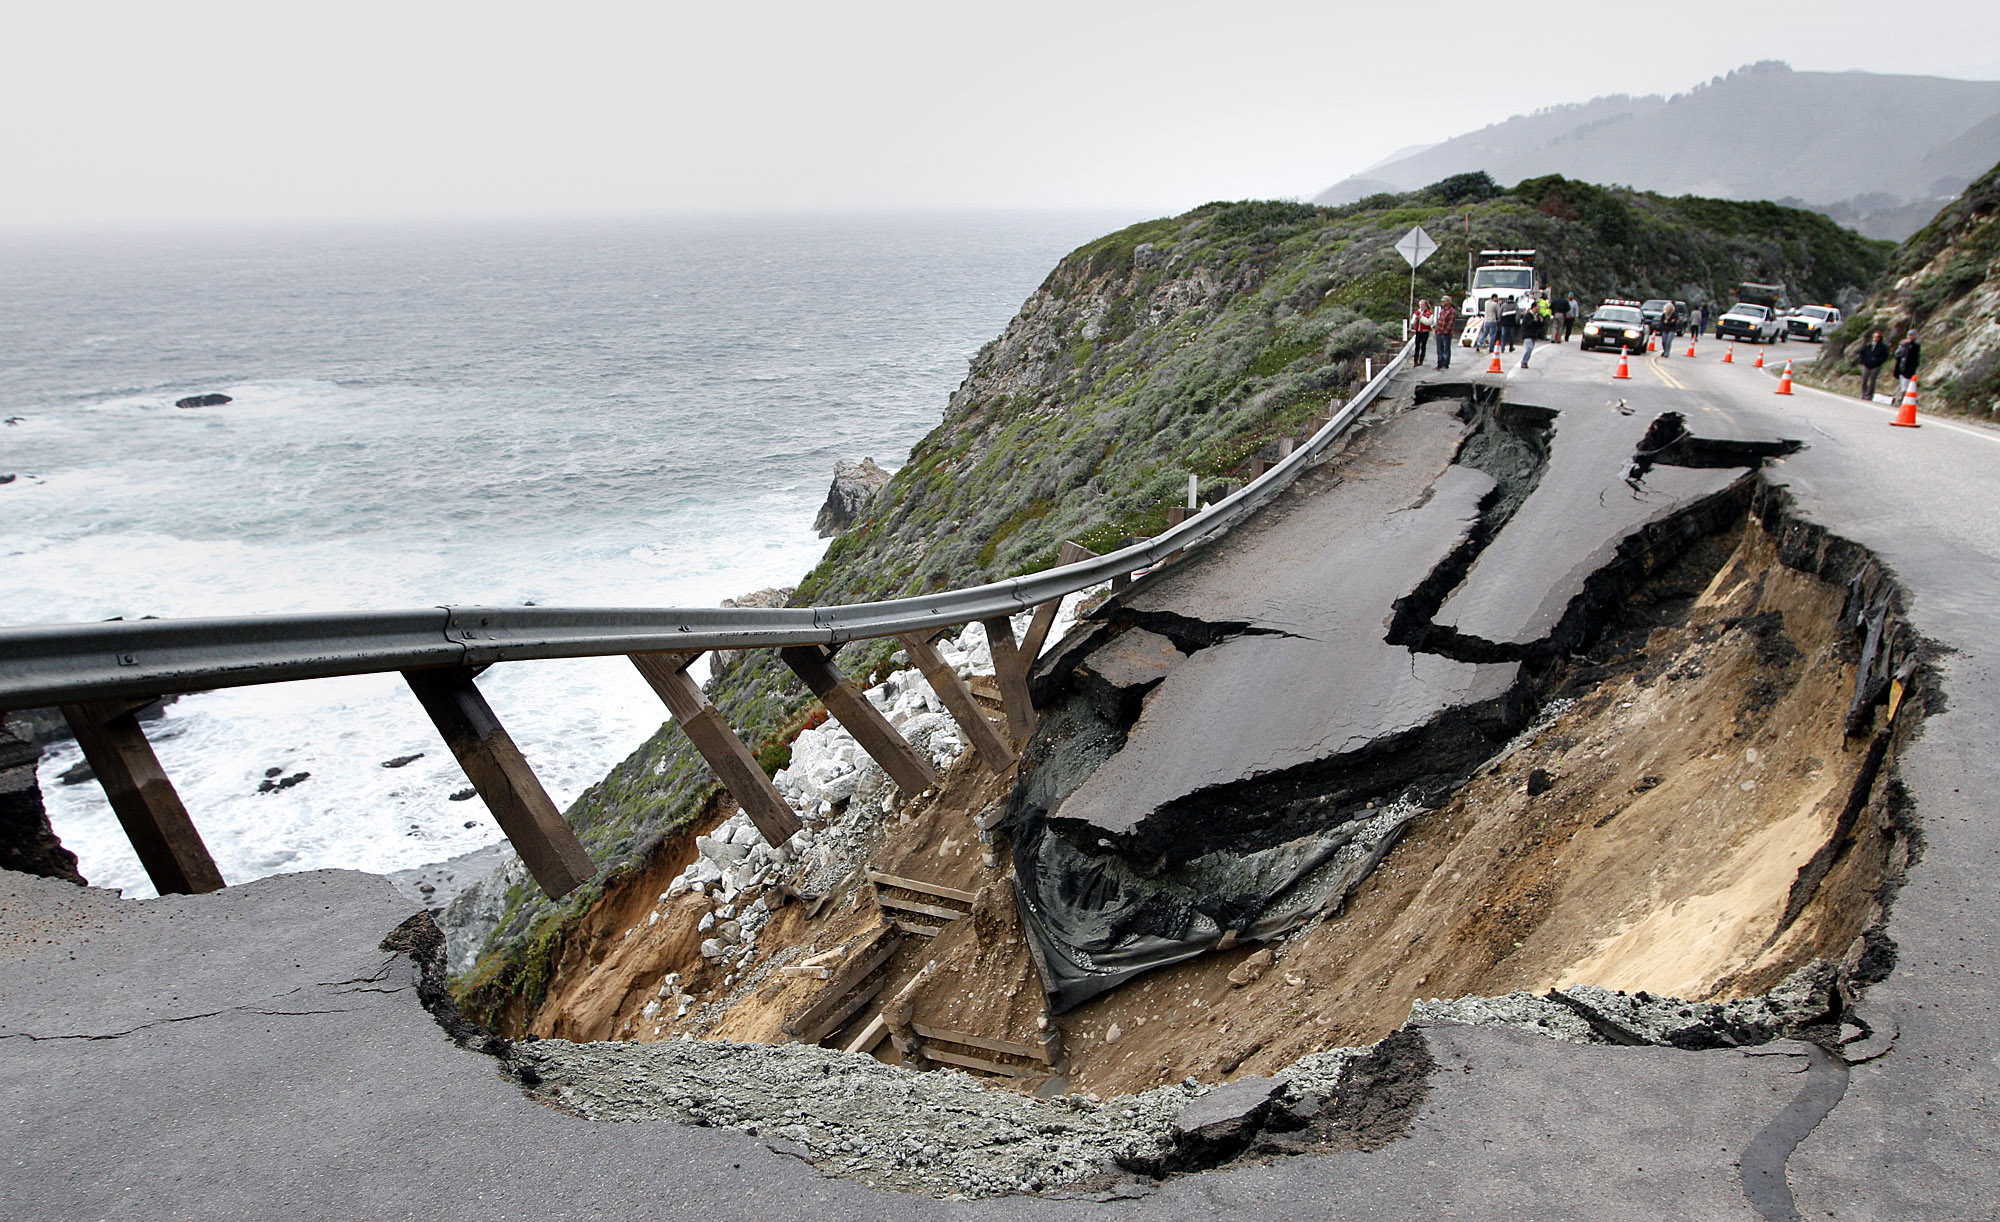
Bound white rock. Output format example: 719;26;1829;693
699;938;730;959
698;913;716;933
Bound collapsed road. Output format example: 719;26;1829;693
4;338;1998;1218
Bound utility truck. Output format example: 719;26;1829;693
1457;250;1547;346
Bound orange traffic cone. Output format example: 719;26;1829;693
1723;344;1735;364
1774;359;1794;395
1647;334;1658;352
1753;350;1765;369
1613;348;1631;380
1892;379;1921;428
1486;349;1503;374
1685;339;1697;358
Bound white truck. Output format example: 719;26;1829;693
1458;250;1547;346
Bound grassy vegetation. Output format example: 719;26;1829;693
456;175;1893;1012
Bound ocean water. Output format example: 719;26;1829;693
1;211;1125;897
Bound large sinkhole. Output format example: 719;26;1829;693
436;390;1931;1199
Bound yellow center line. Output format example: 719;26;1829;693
1646;354;1686;390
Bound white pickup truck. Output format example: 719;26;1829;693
1715;302;1786;345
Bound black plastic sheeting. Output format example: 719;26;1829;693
1008;806;1416;1013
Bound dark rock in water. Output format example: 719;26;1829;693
257;771;310;794
0;720;85;885
381;753;425;769
449;787;477;802
175;393;232;409
58;760;95;786
812;457;891;538
0;473;15;485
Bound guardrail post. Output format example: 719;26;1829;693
979;616;1037;742
779;646;938;795
630;651;801;846
1016;541;1095;677
402;666;594;899
896;632;1015;773
60;699;224;895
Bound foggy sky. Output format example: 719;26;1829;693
5;0;1997;228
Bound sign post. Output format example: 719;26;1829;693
1394;225;1439;333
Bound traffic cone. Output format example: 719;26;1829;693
1486;349;1503;374
1613;348;1631;380
1685;339;1697;358
1753;350;1765;369
1723;344;1735;364
1774;359;1794;395
1647;334;1658;352
1892;379;1921;428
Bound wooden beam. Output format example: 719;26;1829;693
1016;542;1093;679
843;1013;890;1056
403;666;594;900
61;700;223;895
979;616;1037;743
795;977;890;1046
921;1046;1037;1078
873;893;965;923
630;650;801;847
865;869;978;904
779;646;937;795
891;918;945;938
896;632;1015;773
782;925;901;1039
911;1023;1045;1061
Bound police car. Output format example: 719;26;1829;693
1580;300;1650;353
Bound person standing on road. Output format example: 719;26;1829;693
1411;298;1434;364
1499;295;1522;352
1564;293;1581;342
1548;292;1570;343
1657;301;1679;358
1688;304;1705;346
1894;331;1922;400
1856;329;1891;401
1519;304;1546;368
1433;298;1458;370
1479;295;1501;352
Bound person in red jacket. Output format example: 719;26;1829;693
1411;299;1434;364
1432;299;1458;370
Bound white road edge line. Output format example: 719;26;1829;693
1762;366;2000;447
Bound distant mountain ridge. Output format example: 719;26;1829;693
1314;62;2000;239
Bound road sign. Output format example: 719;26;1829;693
1394;225;1438;269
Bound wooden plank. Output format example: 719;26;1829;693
1166;505;1190;527
60;700;224;895
1015;541;1094;680
911;1023;1044;1061
800;946;845;968
843;1013;890;1056
865;869;977;904
403;666;594;899
897;632;1015;773
980;616;1037;743
873;893;966;923
780;965;831;980
631;650;800;846
795;977;889;1046
779;646;937;795
781;924;901;1037
891;918;944;938
921;1046;1036;1078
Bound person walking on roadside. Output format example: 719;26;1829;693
1657;301;1679;358
1688;304;1705;346
1479;295;1501;352
1411;298;1434;364
1856;329;1891;401
1433;298;1458;369
1564;292;1581;342
1894;330;1922;400
1519;305;1546;368
1549;292;1570;343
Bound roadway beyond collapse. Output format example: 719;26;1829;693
4;338;1997;1219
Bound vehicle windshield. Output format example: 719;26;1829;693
1641;299;1669;312
1471;267;1534;291
1729;304;1768;318
1593;307;1643;325
1801;307;1836;320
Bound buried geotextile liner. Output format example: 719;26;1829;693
1008;803;1417;1012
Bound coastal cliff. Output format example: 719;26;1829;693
457;182;1888;1014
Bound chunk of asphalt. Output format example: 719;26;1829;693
1172;1075;1287;1146
1076;628;1186;721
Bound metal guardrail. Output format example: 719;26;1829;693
0;341;1413;710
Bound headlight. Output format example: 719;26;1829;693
1623;329;1640;338
1584;324;1600;334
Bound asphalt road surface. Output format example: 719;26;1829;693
4;334;1995;1220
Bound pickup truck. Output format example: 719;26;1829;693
1786;305;1843;342
1715;303;1786;344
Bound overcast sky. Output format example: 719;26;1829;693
5;0;1998;229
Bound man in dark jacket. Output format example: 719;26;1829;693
1894;331;1922;401
1856;330;1891;401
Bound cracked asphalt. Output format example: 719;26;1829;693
4;339;1997;1218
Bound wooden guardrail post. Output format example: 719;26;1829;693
630;650;800;846
403;666;595;899
979;616;1036;742
895;632;1015;773
1015;541;1094;684
60;698;224;895
778;646;938;795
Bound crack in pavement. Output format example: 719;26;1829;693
1740;1044;1850;1222
0;978;407;1041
